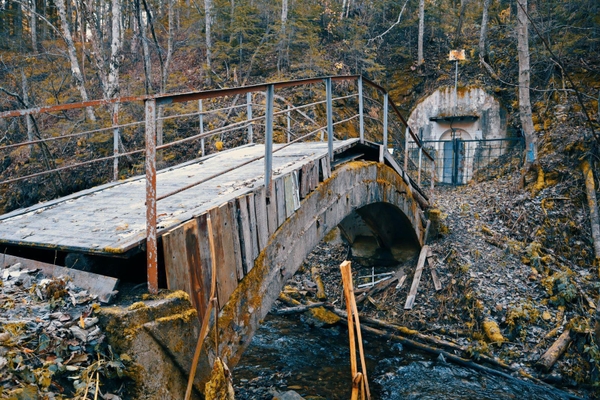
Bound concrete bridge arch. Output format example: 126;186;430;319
195;159;425;385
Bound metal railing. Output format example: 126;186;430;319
407;137;524;186
0;75;434;293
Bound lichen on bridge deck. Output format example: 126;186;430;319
0;139;358;255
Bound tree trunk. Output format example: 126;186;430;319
55;0;95;121
204;0;213;70
517;0;536;165
454;0;467;47
107;0;122;99
417;0;424;65
134;0;152;93
30;0;38;52
21;70;34;146
478;0;491;62
281;0;288;33
581;159;600;272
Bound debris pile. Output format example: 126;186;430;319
0;263;131;399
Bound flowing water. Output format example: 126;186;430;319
233;314;575;400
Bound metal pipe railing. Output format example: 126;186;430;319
0;74;438;295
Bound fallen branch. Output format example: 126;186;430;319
581;159;600;273
272;302;326;315
341;321;584;400
536;328;572;372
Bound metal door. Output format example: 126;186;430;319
442;139;465;185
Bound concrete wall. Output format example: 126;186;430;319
408;87;507;142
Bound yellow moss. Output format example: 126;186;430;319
164;290;190;302
323;227;339;243
204;358;235;399
155;308;197;325
531;165;545;195
481;225;494;236
483;319;505;344
311;267;327;301
309;307;341;325
396;326;418;336
128;302;147;311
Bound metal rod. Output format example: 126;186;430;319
112;103;119;181
418;147;423;186
326;77;334;162
158;102;246;121
0;120;144;152
145;99;158;295
286;105;291;143
358;76;364;143
0;147;145;186
199;100;205;157
404;126;409;172
381;93;388;163
265;85;274;194
247;92;253;144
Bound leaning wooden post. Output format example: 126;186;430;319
145;98;158;295
265;84;274;195
340;260;371;400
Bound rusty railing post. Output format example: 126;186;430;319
417;146;423;187
404;126;409;172
286;104;291;143
358;76;364;143
247;92;253;144
113;102;120;181
145;98;158;295
199;100;205;157
381;93;388;163
326;77;334;162
265;84;274;194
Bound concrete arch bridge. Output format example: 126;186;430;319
0;76;435;396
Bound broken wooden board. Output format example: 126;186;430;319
275;177;286;227
0;254;118;303
254;187;269;252
236;196;253;275
404;245;429;310
427;247;442;291
209;206;238;308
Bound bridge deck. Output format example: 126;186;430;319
0;139;358;255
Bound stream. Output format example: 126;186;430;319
233;314;575;399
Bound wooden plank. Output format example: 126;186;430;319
254;186;269;251
292;170;301;211
0;254;118;304
183;219;206;317
163;226;190;294
311;160;319;189
320;156;331;181
404;245;429;310
195;213;213;317
247;193;259;262
284;174;294;219
227;201;245;281
275;178;286;226
236;196;253;275
209;206;238;308
300;163;310;199
266;192;278;236
427;247;442;291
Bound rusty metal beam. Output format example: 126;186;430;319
145;99;158;294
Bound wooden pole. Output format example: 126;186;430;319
340;261;371;400
185;214;218;400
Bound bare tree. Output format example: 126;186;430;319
204;0;213;70
478;0;491;62
417;0;425;65
29;0;38;52
516;0;536;164
55;0;96;121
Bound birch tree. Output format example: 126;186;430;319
29;0;38;52
205;0;213;70
516;0;536;164
417;0;424;65
55;0;96;121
